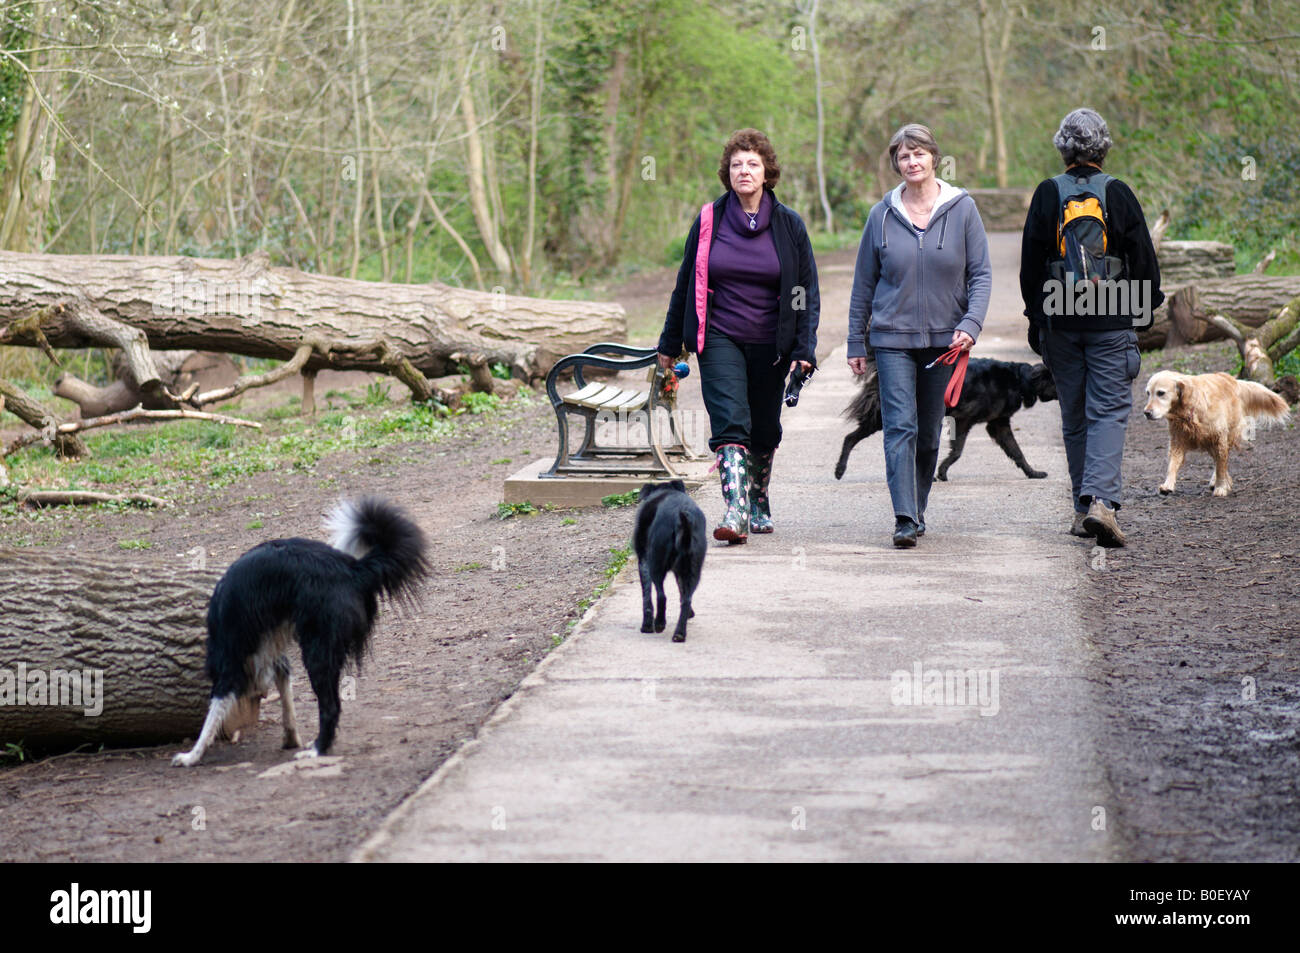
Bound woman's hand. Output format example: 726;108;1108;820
951;330;975;351
791;360;812;374
847;357;870;375
657;353;675;370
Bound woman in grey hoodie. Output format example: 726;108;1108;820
847;123;991;547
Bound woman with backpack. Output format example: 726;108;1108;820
846;123;992;547
1019;108;1164;548
657;128;820;544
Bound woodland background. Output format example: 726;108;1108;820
1;0;1297;300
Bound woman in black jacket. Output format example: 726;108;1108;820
657;128;820;543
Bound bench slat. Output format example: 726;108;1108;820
608;390;649;411
590;387;636;408
569;384;623;408
561;382;608;404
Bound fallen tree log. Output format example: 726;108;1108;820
18;490;168;508
53;350;239;418
1201;294;1300;387
1168;275;1300;345
0;250;626;383
0;378;88;458
5;406;259;456
1138;274;1300;349
0;549;221;748
1156;239;1235;286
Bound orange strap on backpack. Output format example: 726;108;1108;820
926;344;970;408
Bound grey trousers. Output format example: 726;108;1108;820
1039;328;1141;513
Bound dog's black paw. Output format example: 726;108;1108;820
1027;470;1047;479
833;462;846;480
687;607;695;618
641;618;655;633
654;618;666;633
936;470;949;482
672;632;686;643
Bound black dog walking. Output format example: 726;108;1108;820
835;357;1058;482
173;497;428;766
634;481;707;643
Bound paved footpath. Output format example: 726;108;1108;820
356;234;1122;862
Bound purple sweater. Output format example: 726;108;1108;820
707;190;781;344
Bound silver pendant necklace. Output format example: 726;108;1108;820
746;211;758;230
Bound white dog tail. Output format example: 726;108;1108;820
1236;380;1291;426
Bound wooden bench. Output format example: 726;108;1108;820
542;343;699;478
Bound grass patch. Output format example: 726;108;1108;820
496;500;537;520
1;387;518;532
460;391;502;415
601;489;640;508
1;741;30;764
557;544;634;647
1275;345;1300;379
603;544;632;579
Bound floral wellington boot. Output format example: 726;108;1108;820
713;444;750;544
749;449;775;533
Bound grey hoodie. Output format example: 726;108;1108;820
847;179;991;356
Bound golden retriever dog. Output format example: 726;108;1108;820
1143;370;1290;496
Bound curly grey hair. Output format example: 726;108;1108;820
1054;108;1112;167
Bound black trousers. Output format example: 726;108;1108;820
696;328;786;455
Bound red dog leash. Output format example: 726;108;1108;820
925;344;970;408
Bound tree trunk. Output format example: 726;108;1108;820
1171;276;1300;344
976;0;1010;188
1204;295;1300;385
0;378;88;458
521;0;546;288
1138;275;1300;349
0;550;220;748
1156;239;1235;286
54;351;240;418
0;250;625;380
810;0;833;232
459;43;514;280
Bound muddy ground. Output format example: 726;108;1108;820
1085;343;1300;862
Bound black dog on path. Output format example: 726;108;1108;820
834;357;1058;482
634;480;706;643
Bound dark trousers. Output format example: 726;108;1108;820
874;346;953;524
1039;328;1141;512
697;329;786;454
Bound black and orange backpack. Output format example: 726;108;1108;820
1049;170;1125;284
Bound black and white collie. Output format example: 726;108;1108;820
172;497;428;767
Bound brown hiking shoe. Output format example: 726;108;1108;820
1082;500;1125;548
1070;512;1094;538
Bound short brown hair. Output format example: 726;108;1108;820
888;123;941;175
718;128;781;191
